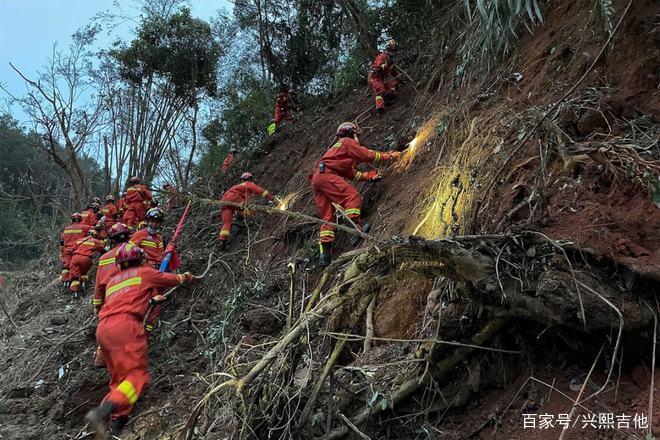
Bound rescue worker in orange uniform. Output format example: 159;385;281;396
85;243;195;436
368;39;399;114
129;207;180;269
81;202;101;227
92;222;132;368
101;195;119;228
95;219;109;240
70;229;106;296
221;148;237;174
219;172;275;247
60;213;92;284
311;122;400;266
122;177;153;228
273;86;295;124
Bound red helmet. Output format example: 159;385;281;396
115;242;144;267
108;223;131;240
145;207;164;221
128;176;141;185
240;172;254;181
336;122;363;138
71;212;82;222
105;194;115;202
87;229;99;238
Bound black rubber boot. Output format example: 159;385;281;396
85;401;115;439
319;243;332;267
109;415;129;435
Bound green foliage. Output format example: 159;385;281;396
110;7;222;100
331;45;365;93
0;116;70;264
204;277;266;357
458;0;543;78
592;0;614;36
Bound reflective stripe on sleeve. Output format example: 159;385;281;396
354;171;363;181
344;208;361;216
117;380;138;404
98;257;115;266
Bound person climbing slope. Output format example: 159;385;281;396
122;177;153;228
218;172;275;248
85;242;195;436
92;222;132;368
69;229;106;297
368;39;400;115
129;207;179;269
101;195;118;228
221;148;237;175
311;122;400;266
81;202;101;226
59;213;92;285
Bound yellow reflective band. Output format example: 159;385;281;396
64;229;83;234
117;380;138;404
92;299;103;305
354;171;363;181
320;230;335;237
99;257;115;266
105;276;142;298
71;280;80;286
145;324;153;332
140;240;159;248
332;141;342;148
374;152;381;162
220;230;230;236
344;208;361;216
376;96;384;102
126;187;140;192
261;190;269;197
62;269;70;273
80;241;96;246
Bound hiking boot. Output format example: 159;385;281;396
318;243;332;267
85;401;115;439
376;107;384;116
109;416;129;435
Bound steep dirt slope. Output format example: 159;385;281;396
0;0;658;439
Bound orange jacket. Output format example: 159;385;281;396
221;152;234;174
129;228;180;270
61;223;92;251
370;51;397;79
117;198;127;213
99;265;189;322
80;209;98;226
125;184;153;205
221;181;274;204
93;246;121;310
101;203;118;221
275;92;293;111
72;236;106;258
317;137;393;181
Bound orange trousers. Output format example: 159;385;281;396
69;254;93;293
311;170;362;244
97;315;150;420
122;202;146;228
60;251;73;282
368;75;398;110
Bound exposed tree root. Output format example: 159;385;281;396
180;232;658;439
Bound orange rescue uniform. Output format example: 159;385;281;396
129;228;180;270
220;152;234;174
60;223;92;282
122;184;153;227
368;51;398;111
311;137;396;243
70;236;106;294
273;92;294;123
81;209;99;227
101;203;118;228
219;181;274;242
96;266;190;421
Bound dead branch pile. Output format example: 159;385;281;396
181;232;658;439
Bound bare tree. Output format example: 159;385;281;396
3;26;107;208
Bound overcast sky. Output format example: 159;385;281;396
0;0;231;123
